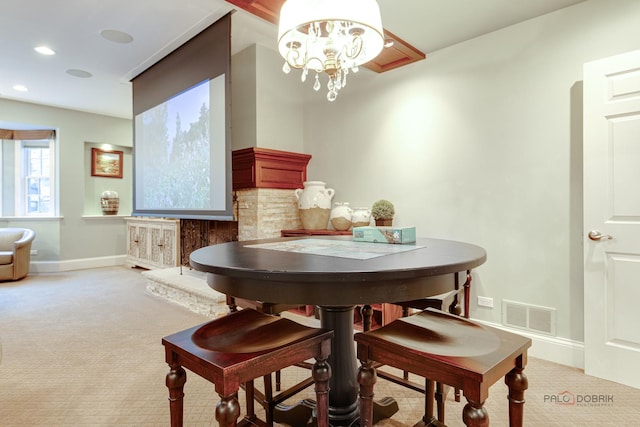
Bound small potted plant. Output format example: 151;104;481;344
371;199;395;226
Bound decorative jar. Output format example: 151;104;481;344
330;202;353;231
351;207;372;228
294;181;335;230
101;190;119;215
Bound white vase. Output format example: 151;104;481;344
351;207;372;228
330;202;353;231
294;181;335;230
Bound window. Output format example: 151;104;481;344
0;128;57;217
18;140;54;215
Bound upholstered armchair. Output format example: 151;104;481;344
0;228;36;282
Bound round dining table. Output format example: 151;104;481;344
190;235;486;426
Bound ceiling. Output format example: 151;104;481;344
1;0;586;122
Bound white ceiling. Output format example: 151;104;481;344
0;0;586;122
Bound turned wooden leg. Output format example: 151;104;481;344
505;365;528;427
361;304;373;332
216;393;241;427
313;355;332;427
166;363;187;427
357;361;377;427
462;400;489;427
463;270;472;319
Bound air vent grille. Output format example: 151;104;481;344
502;300;556;335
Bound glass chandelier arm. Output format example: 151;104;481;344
344;31;365;60
284;42;305;69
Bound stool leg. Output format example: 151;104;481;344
463;270;472;319
245;380;257;423
357;361;377;427
166;363;186;427
263;374;275;425
361;304;373;332
275;370;282;391
435;381;445;422
313;355;331;427
216;393;241;427
421;378;437;425
506;365;528;427
401;306;411;380
462;400;489;427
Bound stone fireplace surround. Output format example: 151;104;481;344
179;147;311;265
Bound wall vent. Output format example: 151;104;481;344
502;300;556;336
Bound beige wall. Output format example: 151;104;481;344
231;44;305;153
0;99;132;263
295;0;640;346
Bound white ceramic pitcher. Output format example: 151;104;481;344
294;181;335;230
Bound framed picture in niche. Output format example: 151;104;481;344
91;148;123;178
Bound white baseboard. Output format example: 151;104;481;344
30;255;127;273
474;318;584;369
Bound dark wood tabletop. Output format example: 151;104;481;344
189;235;487;306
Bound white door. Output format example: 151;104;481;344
584;49;640;389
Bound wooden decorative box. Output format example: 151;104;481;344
232;147;312;190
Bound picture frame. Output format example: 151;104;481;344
91;148;123;178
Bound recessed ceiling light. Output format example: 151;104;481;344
66;69;93;78
100;29;134;44
34;46;56;55
13;84;29;92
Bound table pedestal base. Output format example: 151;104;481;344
273;306;399;427
273;398;399;427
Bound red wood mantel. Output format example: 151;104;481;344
232;147;311;190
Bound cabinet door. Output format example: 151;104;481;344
128;223;149;262
160;223;178;268
148;223;164;267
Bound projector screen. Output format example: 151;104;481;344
131;13;232;220
134;75;226;218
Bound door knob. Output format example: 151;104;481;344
588;230;613;241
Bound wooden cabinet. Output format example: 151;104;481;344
126;217;180;269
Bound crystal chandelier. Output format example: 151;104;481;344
277;0;384;101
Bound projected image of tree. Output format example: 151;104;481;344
135;81;211;210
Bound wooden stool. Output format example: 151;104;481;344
355;308;531;427
162;309;333;427
361;270;472;418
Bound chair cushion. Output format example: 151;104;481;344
0;251;13;265
0;230;25;250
